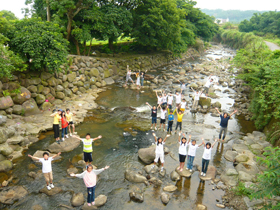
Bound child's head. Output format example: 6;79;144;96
86;133;91;139
43;152;49;160
223;113;228;118
164;93;167;96
86;164;93;172
176;92;179;95
191;139;196;146
181;137;187;144
169;110;173;114
206;142;211;149
61;110;66;117
66;108;70;113
159;94;162;98
162;107;166;111
210;79;213;82
152;105;156;110
169;92;172;95
182;98;186;102
58;109;62;115
157;137;163;144
178;110;182;114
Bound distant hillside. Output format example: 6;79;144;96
201;9;268;23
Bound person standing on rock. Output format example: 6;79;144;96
125;65;135;86
174;108;187;134
175;90;182;108
158;104;167;131
70;165;110;207
167;92;174;109
50;109;62;144
146;102;159;130
180;98;188;112
73;134;102;165
135;71;141;89
191;87;203;111
186;137;203;172
151;133;170;172
215;108;238;142
155;90;163;107
161;91;168;107
167;107;176;134
203;75;214;97
66;108;76;136
140;70;148;87
177;80;189;95
61;111;69;141
200;138;218;177
177;133;190;172
28;152;61;190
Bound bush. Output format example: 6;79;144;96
232;182;251;196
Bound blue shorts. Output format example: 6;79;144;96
152;117;157;124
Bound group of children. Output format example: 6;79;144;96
124;65;148;89
50;108;76;144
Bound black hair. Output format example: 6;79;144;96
206;142;211;149
52;109;56;113
43;152;49;157
86;133;91;136
181;137;187;146
223;113;228;117
157;137;163;145
66;108;70;112
86;164;93;170
191;139;196;144
182;98;186;101
60;110;66;118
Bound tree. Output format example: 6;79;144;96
6;18;68;73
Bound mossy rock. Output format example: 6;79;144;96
116;118;151;131
198;97;211;108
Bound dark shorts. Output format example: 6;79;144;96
204;87;209;94
152;117;157;124
84;152;93;163
160;119;166;124
68;121;74;125
179;154;186;162
53;124;59;138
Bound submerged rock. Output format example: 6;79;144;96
144;164;158;174
129;191;144;203
170;170;180;181
0;186;28;204
125;170;147;183
71;192;84;207
0;160;13;172
198;165;217;180
48;137;81;153
94;194;107;207
138;145;156;164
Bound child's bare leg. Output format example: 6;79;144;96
72;124;75;133
68;125;72;134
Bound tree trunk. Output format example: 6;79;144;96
66;16;73;41
46;0;51;21
83;41;87;56
87;39;92;56
108;37;114;51
74;39;80;55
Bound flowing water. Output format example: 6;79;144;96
3;46;256;210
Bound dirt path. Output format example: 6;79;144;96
265;41;280;51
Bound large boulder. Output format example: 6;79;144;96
198;165;217;180
47;137;81;153
0;160;13;172
0;128;7;144
42;87;50;95
90;68;99;77
22;98;40;115
0;186;28;204
26;78;41;86
12;87;31;104
0;143;14;156
224;150;238;162
125;170;147;183
41;102;52;110
220;168;239;186
71;192;84;207
67;72;76;82
235;163;260;176
0;96;14;109
138;145;156;164
48;77;57;87
56;92;65;100
235;154;249;163
12;105;24;115
41;72;53;80
36;94;46;105
199;97;211;108
0;115;7;126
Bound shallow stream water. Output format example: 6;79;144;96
4;46;256;210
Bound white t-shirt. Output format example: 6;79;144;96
194;92;200;100
160;109;167;119
162;96;167;103
202;147;212;160
204;78;212;88
39;157;54;173
188;143;199;156
155;142;165;154
181;101;187;109
167;96;173;104
175;94;181;103
181;84;186;90
179;142;188;155
157;96;162;104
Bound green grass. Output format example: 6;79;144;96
86;37;134;46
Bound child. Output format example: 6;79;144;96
28;152;61;190
175;91;182;107
203;75;214;97
180;98;188;112
191;87;203;111
158;104;167;131
186;137;203;172
161;92;167;107
155;90;163;107
175;109;187;134
136;71;141;89
167;92;174;109
177;133;190;171
167;107;176;134
151;133;170;172
125;65;135;86
66;108;76;136
201;138;218;176
61;111;68;141
50;109;62;144
73;133;102;165
177;80;189;95
140;70;148;87
70;165;110;206
146;102;159;130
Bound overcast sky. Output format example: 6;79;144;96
1;0;280;19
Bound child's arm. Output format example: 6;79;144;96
152;133;157;142
51;152;61;159
146;102;152;109
212;139;218;148
155;91;159;97
178;133;181;142
158;103;162;109
93;135;102;141
191;87;195;93
72;135;83;141
93;166;110;175
198;138;204;147
50;112;57;117
70;170;86;178
127;65;129;72
230;110;238;117
187;135;191;144
167;108;170;115
172;109;176;115
215;107;221;115
28;154;40;161
163;134;170;142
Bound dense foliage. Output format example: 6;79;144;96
5;18;68;73
201;9;267;23
239;11;280;37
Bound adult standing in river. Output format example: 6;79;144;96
140;70;148;87
215;108;238;142
125;65;135;87
50;109;62;144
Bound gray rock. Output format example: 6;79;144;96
163;185;177;192
104;77;115;85
12;87;31;105
39;187;62;196
5;108;13;114
235;154;249;163
0;160;13;172
243;197;264;208
22;98;40;115
62;82;69;89
26;78;41;86
160;192;170;204
138;145;156;164
0;115;7;126
48;137;80;153
170;170;181;181
235;163;260;175
42;87;50;95
71;192;84;207
56;85;64;92
67;72;77;83
196;204;207;210
224;150;238;162
0;143;14;156
94;194;107;207
27;85;38;93
36;94;46;105
40;102;52;110
0;154;6;161
239;171;254;182
125;170;147;183
221;169;239;186
0;96;14;109
0;186;28;204
12;105;24;115
6;135;24;145
129;191;144;203
250;144;263;150
56;92;65;100
232;143;249;151
144;164;158;174
48;77;57;87
41;72;53;80
64;89;73;97
0;128;7;144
